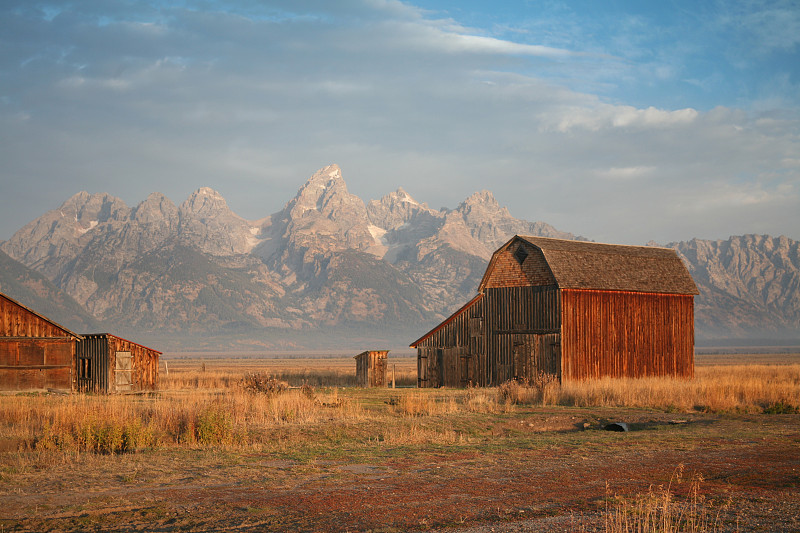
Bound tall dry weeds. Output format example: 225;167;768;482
603;465;734;533
550;364;800;413
0;387;360;455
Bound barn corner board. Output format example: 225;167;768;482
411;236;699;387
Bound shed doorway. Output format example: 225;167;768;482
115;351;132;392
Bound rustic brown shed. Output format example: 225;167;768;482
354;350;389;387
0;292;81;391
411;236;699;386
76;334;160;393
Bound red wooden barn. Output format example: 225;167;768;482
411;236;699;387
0;292;81;391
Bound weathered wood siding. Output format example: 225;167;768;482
484;286;561;384
414;236;698;386
76;334;160;393
0;338;74;390
0;293;76;390
355;350;388;387
560;289;695;380
0;294;73;338
415;297;485;387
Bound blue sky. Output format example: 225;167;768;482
1;0;798;245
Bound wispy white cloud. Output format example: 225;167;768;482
597;166;656;181
0;0;797;246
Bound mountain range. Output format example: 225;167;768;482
1;164;798;351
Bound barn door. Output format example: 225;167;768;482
115;351;132;392
417;352;428;387
434;349;444;387
544;337;561;379
459;352;472;385
512;335;534;381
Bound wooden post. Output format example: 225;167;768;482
164;360;169;376
392;364;396;389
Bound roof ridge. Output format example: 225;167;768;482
517;235;674;251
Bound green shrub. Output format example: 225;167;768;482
762;401;799;414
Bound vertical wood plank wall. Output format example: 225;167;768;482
0;295;73;337
560;289;695;380
76;334;160;393
416;298;485;387
416;286;563;387
484;286;561;385
108;335;160;392
416;285;695;386
75;335;109;392
355;351;388;387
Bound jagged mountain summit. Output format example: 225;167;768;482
1;164;798;349
0;164;577;348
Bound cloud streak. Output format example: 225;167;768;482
0;0;797;246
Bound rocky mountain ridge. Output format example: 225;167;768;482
1;164;798;349
672;235;800;341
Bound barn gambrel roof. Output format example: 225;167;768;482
479;236;699;295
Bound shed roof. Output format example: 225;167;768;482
79;333;162;355
354;350;389;359
480;236;699;295
410;293;483;348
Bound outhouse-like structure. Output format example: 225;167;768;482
355;350;389;387
411;236;699;387
0;292;81;391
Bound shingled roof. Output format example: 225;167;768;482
480;236;699;295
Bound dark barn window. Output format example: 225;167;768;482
514;246;529;265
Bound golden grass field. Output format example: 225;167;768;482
1;352;799;532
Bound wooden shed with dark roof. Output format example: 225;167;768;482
411;236;699;386
75;333;160;393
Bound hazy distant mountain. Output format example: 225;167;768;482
671;235;800;342
0;249;98;332
1;163;798;349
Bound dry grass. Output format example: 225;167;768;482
1;359;797;468
0;386;362;455
548;364;800;413
603;465;734;533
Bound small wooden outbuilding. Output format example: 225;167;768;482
76;334;160;393
411;236;699;387
0;292;81;391
355;350;389;387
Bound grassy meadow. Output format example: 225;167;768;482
1;353;799;531
3;356;798;454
